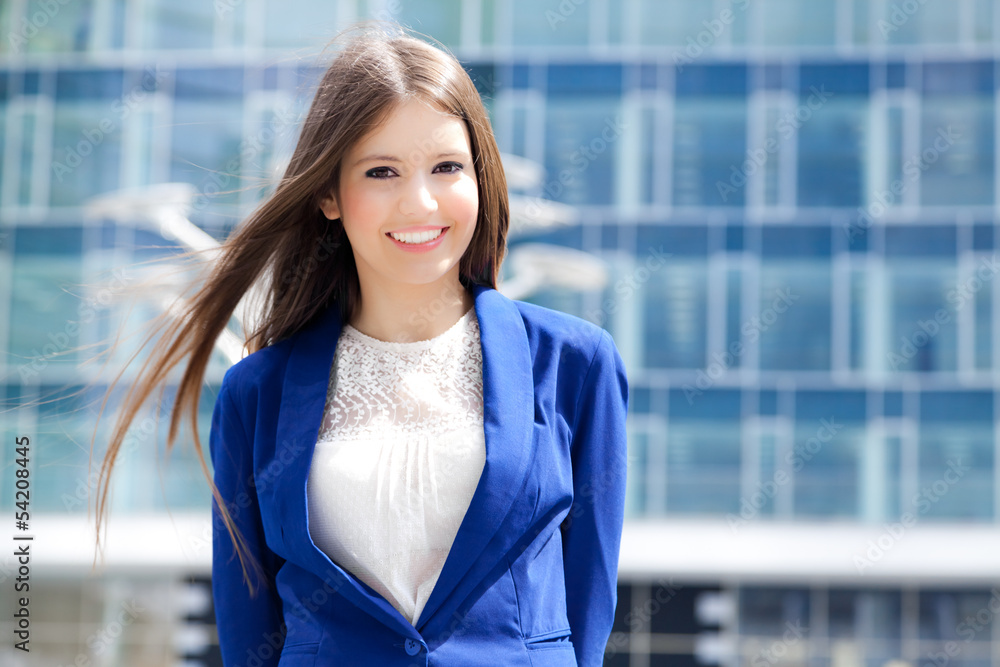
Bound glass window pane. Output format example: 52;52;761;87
51;101;123;207
6;105;45;209
8;253;83;376
972;0;993;43
33;386;92;512
758;0;837;46
643;260;707;369
512;0;588;46
481;0;496;46
18;0;96;53
394;0;463;48
851;0;871;45
673;97;747;206
880;2;961;45
170;97;244;219
884;260;958;373
761;104;786;207
829;590;902;644
264;0;342;50
639;104;656;205
918;422;993;520
142;0;215;50
919;590;995;640
625;429;650;516
920;96;993;207
99;386;216;512
666;418;741;514
793;421;861;518
758;261;831;371
725;267;742;369
637;0;721;47
543;95;621;206
973;275;991;371
739;587;811;637
798;96;867;207
884;435;902;519
0;102;6;200
849;267;866;370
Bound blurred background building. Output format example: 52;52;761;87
1;0;999;665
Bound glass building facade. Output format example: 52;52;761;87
0;1;998;666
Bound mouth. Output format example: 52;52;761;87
386;227;448;245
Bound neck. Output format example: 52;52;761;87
348;274;475;344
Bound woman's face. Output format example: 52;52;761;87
320;99;479;297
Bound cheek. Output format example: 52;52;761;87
448;178;480;226
341;188;386;233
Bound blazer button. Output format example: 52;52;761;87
404;638;421;656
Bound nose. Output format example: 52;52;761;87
398;174;438;217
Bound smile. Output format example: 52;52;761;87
388;228;446;245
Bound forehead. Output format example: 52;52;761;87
350;100;472;161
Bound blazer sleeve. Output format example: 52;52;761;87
210;370;286;667
561;328;629;667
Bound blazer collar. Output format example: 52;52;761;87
273;283;535;638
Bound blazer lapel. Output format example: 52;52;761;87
414;283;535;631
272;283;535;638
273;300;416;638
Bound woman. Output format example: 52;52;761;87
96;20;628;667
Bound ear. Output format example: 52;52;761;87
319;191;340;220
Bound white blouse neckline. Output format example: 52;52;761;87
342;306;476;351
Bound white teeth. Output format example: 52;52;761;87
390;228;443;244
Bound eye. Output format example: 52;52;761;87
434;161;464;174
366;166;395;179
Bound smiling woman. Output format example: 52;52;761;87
318;98;480;342
92;18;627;667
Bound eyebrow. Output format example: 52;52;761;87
352;151;470;167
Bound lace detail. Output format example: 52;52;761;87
317;306;483;442
307;304;486;624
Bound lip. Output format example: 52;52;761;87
386;226;449;253
387;225;447;234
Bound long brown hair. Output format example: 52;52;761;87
92;19;509;593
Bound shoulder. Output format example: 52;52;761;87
511;297;617;370
504;296;628;433
217;333;297;412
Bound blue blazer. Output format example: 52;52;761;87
210;282;629;667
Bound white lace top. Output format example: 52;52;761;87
306;305;486;626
